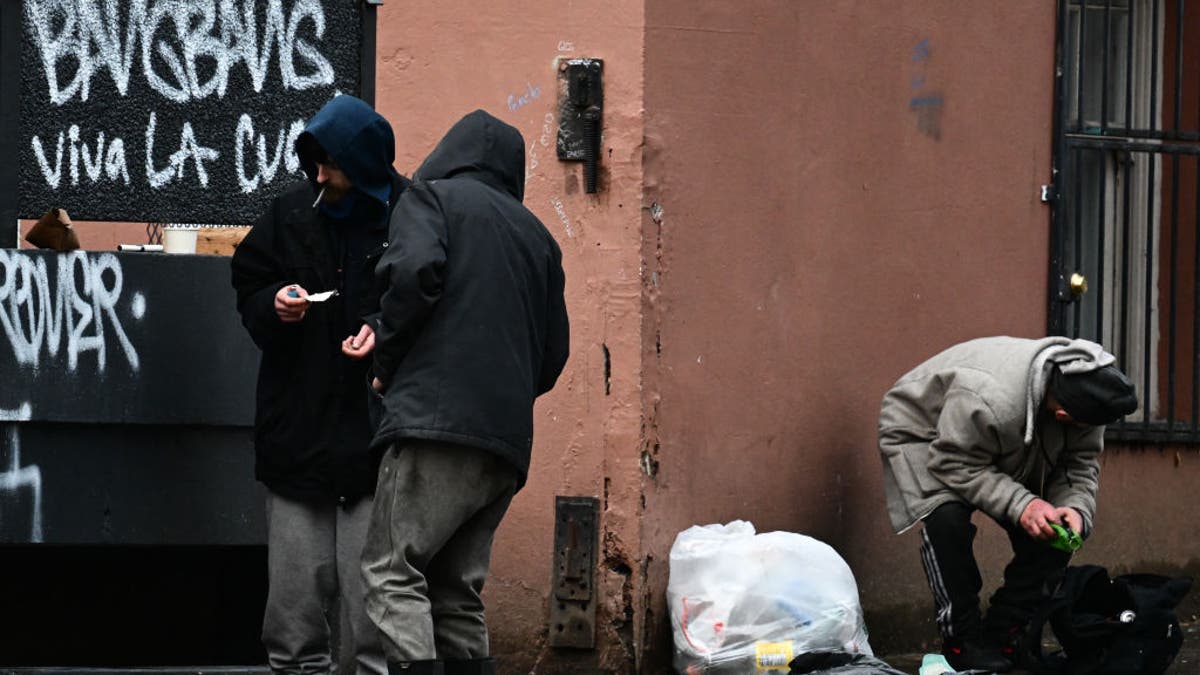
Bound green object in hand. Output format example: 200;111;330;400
1049;522;1083;552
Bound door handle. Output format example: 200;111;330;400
1070;272;1088;298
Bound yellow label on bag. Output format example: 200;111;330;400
755;641;794;671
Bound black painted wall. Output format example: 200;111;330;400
1;1;20;247
0;545;268;666
0;251;263;545
0;252;269;664
0;250;257;426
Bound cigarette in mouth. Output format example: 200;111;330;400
313;187;326;208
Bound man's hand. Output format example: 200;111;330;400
1054;506;1083;536
274;285;309;323
371;377;385;394
341;324;375;359
1019;498;1060;540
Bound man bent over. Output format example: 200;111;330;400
878;336;1137;672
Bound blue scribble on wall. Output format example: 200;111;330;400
909;39;943;140
912;38;931;63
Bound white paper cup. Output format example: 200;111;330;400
163;226;199;254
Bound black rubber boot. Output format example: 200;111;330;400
443;658;496;675
387;661;445;675
943;638;1014;673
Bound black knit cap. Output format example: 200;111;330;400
1049;364;1139;425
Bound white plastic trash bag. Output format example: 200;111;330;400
668;521;873;674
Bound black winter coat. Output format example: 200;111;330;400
231;176;408;503
372;110;570;485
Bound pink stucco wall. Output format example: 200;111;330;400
375;3;647;671
640;2;1200;668
640;0;1061;664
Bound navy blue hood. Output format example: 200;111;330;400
295;95;398;208
414;110;525;202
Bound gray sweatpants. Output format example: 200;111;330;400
362;441;519;662
263;492;386;675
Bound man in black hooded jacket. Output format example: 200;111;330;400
231;94;410;675
362;110;570;675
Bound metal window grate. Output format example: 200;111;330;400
1050;0;1200;442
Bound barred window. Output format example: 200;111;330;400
1052;0;1200;441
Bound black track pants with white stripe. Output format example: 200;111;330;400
921;502;984;641
919;501;1072;643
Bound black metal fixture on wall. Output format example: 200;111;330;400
557;59;604;194
548;496;599;649
360;0;385;107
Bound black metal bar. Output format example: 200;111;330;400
1192;160;1199;433
1096;147;1107;342
1118;148;1133;436
1078;1;1089;130
359;0;382;107
1049;0;1073;336
1172;0;1184;132
1162;0;1185;430
1194;3;1200;433
1124;0;1135;130
1167;149;1179;428
1151;0;1160;132
1107;423;1200;444
1068;0;1086;338
1065;136;1200;155
0;0;20;248
1115;0;1133;435
1101;0;1112;130
1143;18;1157;433
1074;128;1200;142
1073;148;1084;338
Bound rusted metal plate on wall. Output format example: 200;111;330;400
549;495;598;648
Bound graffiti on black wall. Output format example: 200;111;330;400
18;0;366;223
0;403;41;543
0;248;144;372
0;250;256;425
0;251;261;544
0;0;373;546
0;247;145;543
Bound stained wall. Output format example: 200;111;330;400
641;0;1063;662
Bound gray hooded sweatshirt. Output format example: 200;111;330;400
878;336;1112;535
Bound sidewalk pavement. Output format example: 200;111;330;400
879;621;1198;674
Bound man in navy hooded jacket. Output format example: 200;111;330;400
231;95;410;675
361;110;569;675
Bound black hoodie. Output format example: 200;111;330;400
371;110;570;484
231;95;409;504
